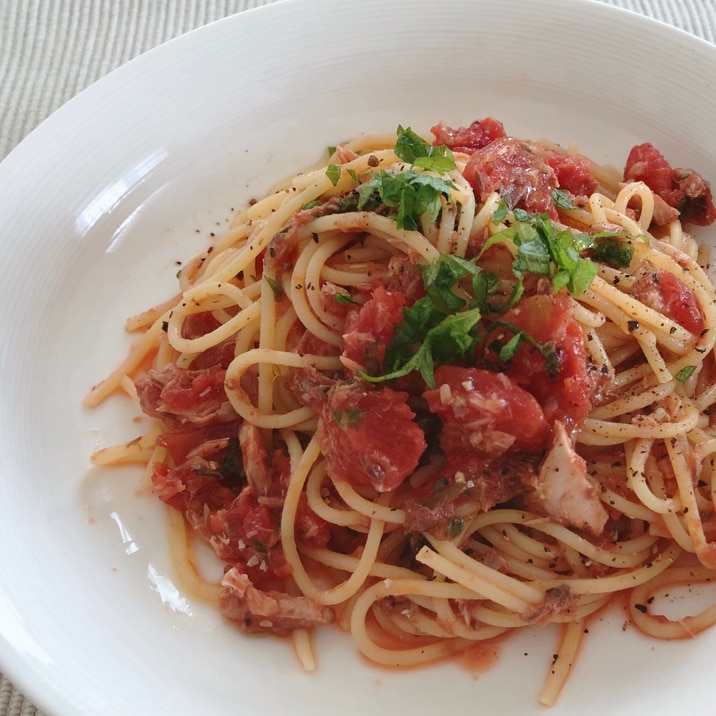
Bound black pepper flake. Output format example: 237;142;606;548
627;320;639;332
161;321;168;332
634;603;648;614
312;232;319;243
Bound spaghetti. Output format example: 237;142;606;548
85;117;716;705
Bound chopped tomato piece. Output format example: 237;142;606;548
135;364;235;425
631;262;704;335
430;117;506;154
624;143;716;226
318;381;426;492
463;137;559;219
341;286;408;374
544;151;598;197
483;294;602;433
424;365;549;456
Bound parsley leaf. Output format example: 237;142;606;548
326;163;342;186
264;275;284;298
675;365;697;382
491;199;509;224
552;189;576;211
363;308;481;388
592;235;635;269
490;321;560;377
360;254;483;388
334;292;358;305
482;211;598;297
394;125;456;173
357;170;455;231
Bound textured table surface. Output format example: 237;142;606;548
1;0;715;713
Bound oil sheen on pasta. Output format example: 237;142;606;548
86;117;716;706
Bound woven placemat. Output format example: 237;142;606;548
0;0;714;713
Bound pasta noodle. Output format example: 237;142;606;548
85;117;716;705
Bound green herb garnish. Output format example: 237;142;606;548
264;275;284;298
326;163;342;186
481;212;597;297
334;292;358;305
592;235;635;269
360;254;484;388
675;365;697;382
394;125;457;173
552;189;576;211
356;170;455;231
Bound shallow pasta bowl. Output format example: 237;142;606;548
1;0;716;714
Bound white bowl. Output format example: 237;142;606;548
1;1;716;714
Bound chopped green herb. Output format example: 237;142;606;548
490;320;560;376
481;211;598;297
394;125;456;173
356;170;455;231
218;436;246;487
470;271;500;313
301;199;321;210
334;292;358;305
552;189;576;211
264;275;284;298
326;163;342;186
675;365;697;382
362;308;481;388
347;168;359;184
491;199;509;225
360;253;484;388
327;145;337;157
592;235;635;269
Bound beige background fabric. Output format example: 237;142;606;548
0;0;714;713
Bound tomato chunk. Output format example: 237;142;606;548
424;365;549;456
430;117;507;154
624;143;716;227
341;286;408;374
482;294;601;433
318;381;426;492
631;262;704;335
463;137;559;219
